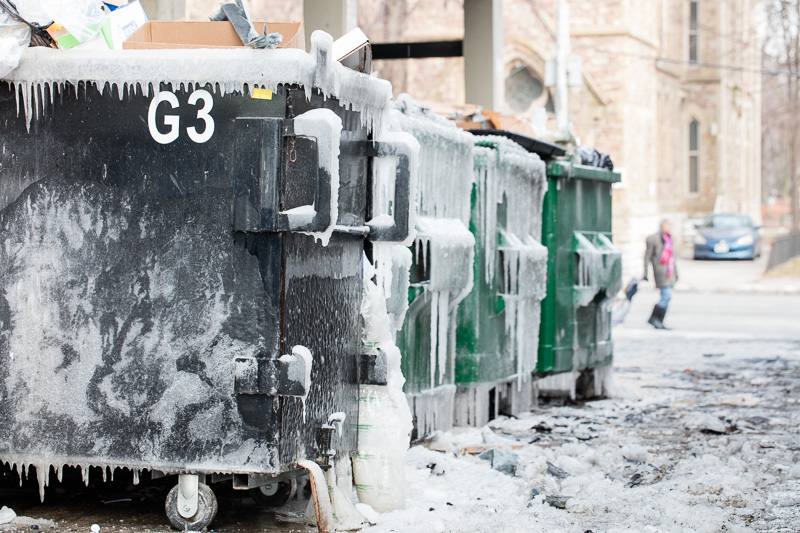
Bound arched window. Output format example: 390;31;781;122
689;1;699;63
505;66;550;113
688;119;700;194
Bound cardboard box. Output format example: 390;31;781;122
122;21;305;51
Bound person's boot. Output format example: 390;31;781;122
647;305;667;329
658;305;671;329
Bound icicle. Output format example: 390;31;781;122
516;297;526;391
82;464;90;486
133;469;140;485
429;290;439;390
436;291;449;385
36;464;48;502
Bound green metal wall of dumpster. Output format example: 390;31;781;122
453;137;548;427
537;160;623;395
391;98;476;438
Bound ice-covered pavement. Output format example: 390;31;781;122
367;291;800;533
1;293;798;533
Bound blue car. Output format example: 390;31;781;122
693;213;762;260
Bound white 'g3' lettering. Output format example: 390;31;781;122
147;89;216;144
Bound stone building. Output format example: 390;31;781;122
181;0;761;272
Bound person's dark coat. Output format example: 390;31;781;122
644;231;678;288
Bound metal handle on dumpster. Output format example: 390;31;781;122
232;112;341;235
279;109;342;233
366;133;419;242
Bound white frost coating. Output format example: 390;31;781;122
391;96;475;227
414;217;475;293
327;412;346;437
280;205;316;225
371;243;412;335
389;99;476;424
471;137;547;390
354;256;413;512
498;230;548;391
291;108;342;246
278;345;313;421
5;33;392;132
473;136;547;286
369;131;420;247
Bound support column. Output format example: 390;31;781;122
139;0;184;21
464;0;504;110
304;0;352;41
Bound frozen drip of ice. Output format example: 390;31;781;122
290;108;342;246
278;345;314;422
353;256;413;512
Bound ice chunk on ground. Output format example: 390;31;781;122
0;506;16;524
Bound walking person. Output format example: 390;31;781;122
643;219;677;329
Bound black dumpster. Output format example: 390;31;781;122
0;33;415;531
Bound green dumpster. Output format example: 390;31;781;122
537;160;623;398
453;137;548;426
392;99;476;437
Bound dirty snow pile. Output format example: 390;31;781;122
363;322;800;532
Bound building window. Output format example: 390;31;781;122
689;119;700;194
689;1;699;63
505;66;549;113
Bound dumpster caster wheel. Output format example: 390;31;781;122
251;479;296;507
165;482;218;531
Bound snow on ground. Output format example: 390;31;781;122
0;293;798;533
365;291;800;533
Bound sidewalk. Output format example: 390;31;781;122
663;248;800;295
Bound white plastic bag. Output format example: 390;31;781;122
38;0;105;43
0;11;30;78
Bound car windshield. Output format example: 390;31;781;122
703;214;751;229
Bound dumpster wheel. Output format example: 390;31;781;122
165;481;218;531
250;478;297;507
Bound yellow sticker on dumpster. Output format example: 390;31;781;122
251;88;273;100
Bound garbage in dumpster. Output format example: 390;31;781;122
575;145;614;171
0;7;30;77
209;0;282;49
39;0;106;46
99;0;147;49
123;20;303;50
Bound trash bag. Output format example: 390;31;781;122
0;8;30;78
576;145;614;171
37;0;104;43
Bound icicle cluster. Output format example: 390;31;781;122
3;459;143;502
473;136;548;389
391;95;475;226
390;98;476;393
4;31;393;133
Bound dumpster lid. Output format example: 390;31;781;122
471;129;566;159
4;31;392;133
